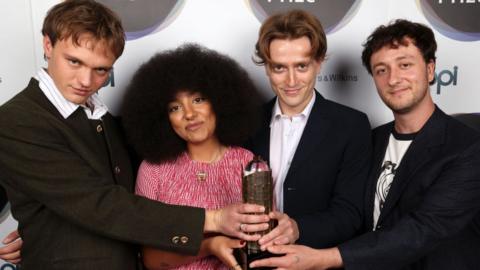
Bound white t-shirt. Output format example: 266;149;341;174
373;130;416;229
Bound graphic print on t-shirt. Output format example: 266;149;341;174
373;131;414;229
376;160;397;211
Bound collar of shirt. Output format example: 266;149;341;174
35;68;108;120
270;91;316;127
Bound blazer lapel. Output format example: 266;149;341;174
377;108;446;225
253;99;275;163
25;80;112;180
64;110;116;183
256;120;271;164
284;92;332;183
365;123;392;229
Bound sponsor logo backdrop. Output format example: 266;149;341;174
0;0;478;267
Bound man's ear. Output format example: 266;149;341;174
427;60;435;84
43;35;53;60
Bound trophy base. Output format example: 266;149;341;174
234;248;282;270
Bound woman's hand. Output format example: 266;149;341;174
205;235;245;269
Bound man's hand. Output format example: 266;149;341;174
249;245;343;270
0;229;22;264
258;211;299;250
205;235;245;270
205;203;270;241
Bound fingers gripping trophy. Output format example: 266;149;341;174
236;156;277;269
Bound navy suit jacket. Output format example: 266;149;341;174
340;107;480;270
247;91;372;248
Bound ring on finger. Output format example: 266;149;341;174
239;223;243;231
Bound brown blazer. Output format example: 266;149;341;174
0;79;205;270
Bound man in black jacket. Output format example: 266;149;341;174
251;19;480;270
248;10;371;250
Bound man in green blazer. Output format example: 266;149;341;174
0;1;267;269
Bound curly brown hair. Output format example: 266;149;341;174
361;19;437;76
120;44;262;163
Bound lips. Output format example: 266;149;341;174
390;87;409;96
283;88;301;96
186;122;203;131
72;87;92;97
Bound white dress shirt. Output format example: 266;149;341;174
269;93;315;211
36;68;108;120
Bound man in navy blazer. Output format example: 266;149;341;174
251;19;480;270
247;10;372;249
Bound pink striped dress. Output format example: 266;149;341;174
135;146;254;270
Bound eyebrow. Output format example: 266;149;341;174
269;59;312;67
64;53;82;64
372;55;415;69
63;53;113;71
395;55;414;61
372;62;386;70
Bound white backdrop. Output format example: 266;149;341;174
0;0;478;268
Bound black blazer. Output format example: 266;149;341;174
0;79;205;270
247;91;372;248
340;107;480;270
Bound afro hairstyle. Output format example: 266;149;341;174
120;43;262;163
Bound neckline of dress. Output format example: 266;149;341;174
185;146;230;165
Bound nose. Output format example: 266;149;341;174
77;68;93;88
286;69;297;87
388;67;400;86
183;104;197;120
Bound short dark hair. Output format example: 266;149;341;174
42;0;125;58
254;9;327;66
120;44;261;163
361;19;437;75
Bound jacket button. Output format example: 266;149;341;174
180;236;189;244
96;124;103;133
114;166;121;174
376;225;382;230
171;236;180;244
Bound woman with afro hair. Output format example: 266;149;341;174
121;44;263;270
